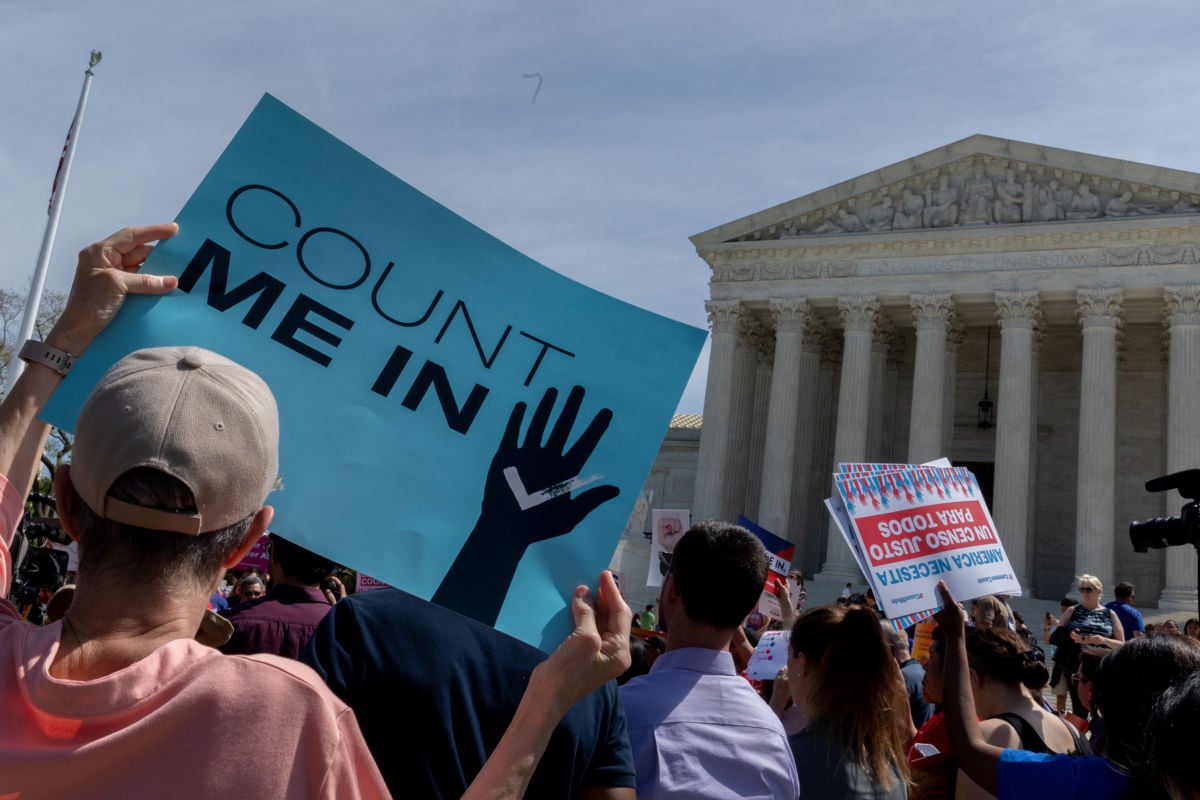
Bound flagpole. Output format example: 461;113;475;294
4;50;102;395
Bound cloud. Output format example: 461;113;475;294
7;0;1200;418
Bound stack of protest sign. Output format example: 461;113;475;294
825;460;1021;630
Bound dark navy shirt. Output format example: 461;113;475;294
301;588;635;800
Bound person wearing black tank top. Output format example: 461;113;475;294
955;627;1085;800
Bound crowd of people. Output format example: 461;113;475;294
2;224;1200;799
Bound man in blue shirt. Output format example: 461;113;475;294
1104;582;1145;639
619;521;799;799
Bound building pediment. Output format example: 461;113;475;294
692;134;1200;246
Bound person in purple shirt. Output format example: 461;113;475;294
221;533;339;659
1103;581;1145;639
619;521;799;799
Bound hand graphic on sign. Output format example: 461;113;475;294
433;385;620;626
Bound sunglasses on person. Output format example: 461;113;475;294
1079;586;1096;592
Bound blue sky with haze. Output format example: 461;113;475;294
4;2;1200;413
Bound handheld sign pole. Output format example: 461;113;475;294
5;50;102;396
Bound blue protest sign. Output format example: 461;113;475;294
44;94;705;649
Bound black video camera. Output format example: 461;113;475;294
1129;469;1200;552
16;547;69;590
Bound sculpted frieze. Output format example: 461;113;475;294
735;158;1200;243
760;262;792;281
1105;243;1200;267
729;264;758;282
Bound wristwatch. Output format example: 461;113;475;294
18;339;77;377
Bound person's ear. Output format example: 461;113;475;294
221;506;274;569
663;572;682;606
53;465;82;543
658;573;681;628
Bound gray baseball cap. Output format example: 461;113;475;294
71;346;280;534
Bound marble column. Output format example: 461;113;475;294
790;315;826;559
1074;289;1122;591
867;318;892;461
692;300;741;520
820;296;879;579
758;299;810;537
743;332;775;518
1159;286;1200;610
801;328;839;573
942;318;964;458
993;291;1041;587
1027;323;1043;568
722;319;763;520
908;294;955;463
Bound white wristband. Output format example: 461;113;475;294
18;339;77;377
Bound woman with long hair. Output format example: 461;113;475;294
955;627;1088;799
787;604;911;799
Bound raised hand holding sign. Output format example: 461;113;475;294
43;96;705;646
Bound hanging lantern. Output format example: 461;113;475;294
978;327;994;429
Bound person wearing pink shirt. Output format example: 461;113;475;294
0;224;630;799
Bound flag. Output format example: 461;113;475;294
48;129;71;215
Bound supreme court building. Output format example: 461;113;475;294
619;135;1200;612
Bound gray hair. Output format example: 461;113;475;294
882;625;909;656
237;575;266;592
74;468;252;591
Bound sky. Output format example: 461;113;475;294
5;1;1200;414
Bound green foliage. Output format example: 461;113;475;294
0;287;73;477
0;288;68;394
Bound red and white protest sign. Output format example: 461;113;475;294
833;465;1020;621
